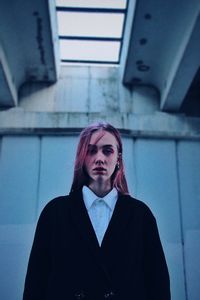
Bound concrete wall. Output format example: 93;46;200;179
0;65;200;300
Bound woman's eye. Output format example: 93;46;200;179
103;148;113;155
87;148;97;155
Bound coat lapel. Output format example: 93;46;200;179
68;189;120;286
101;194;132;251
68;189;101;257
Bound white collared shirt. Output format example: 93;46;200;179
82;185;118;245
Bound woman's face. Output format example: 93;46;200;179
84;130;119;186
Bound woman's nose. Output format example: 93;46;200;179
95;151;105;162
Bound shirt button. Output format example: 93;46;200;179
74;291;85;299
104;291;115;298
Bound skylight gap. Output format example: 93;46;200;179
56;0;126;9
56;0;127;65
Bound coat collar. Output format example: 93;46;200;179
68;188;132;255
82;185;118;211
68;188;100;255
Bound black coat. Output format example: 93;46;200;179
23;189;171;300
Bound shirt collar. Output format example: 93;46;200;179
82;185;118;211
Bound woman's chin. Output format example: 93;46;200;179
90;174;109;185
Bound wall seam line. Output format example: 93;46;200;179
175;140;188;300
132;137;138;197
35;135;42;221
0;136;2;164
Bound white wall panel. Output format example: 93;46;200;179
0;136;40;224
37;136;78;214
177;141;200;300
0;224;35;300
177;141;200;233
165;243;186;300
134;139;186;300
185;230;200;300
134;139;181;243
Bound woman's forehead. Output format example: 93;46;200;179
89;130;118;147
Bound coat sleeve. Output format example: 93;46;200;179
23;201;55;300
143;208;171;300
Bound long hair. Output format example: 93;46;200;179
70;121;129;195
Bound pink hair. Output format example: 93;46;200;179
70;121;129;195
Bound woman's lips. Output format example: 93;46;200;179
93;167;106;173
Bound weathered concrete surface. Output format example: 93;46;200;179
19;66;133;113
0;109;200;139
0;65;200;140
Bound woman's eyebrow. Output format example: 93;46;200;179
103;144;114;148
88;144;115;149
88;144;113;147
88;144;97;148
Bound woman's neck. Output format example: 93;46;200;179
88;181;112;197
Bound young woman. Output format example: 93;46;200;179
23;121;171;300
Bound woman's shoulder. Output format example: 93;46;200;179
38;194;71;218
40;188;84;215
119;193;155;219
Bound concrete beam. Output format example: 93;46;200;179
0;0;59;109
122;0;200;113
161;13;200;111
0;45;18;107
0;110;200;140
47;0;60;81
119;0;137;81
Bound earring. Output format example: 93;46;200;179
116;161;120;170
